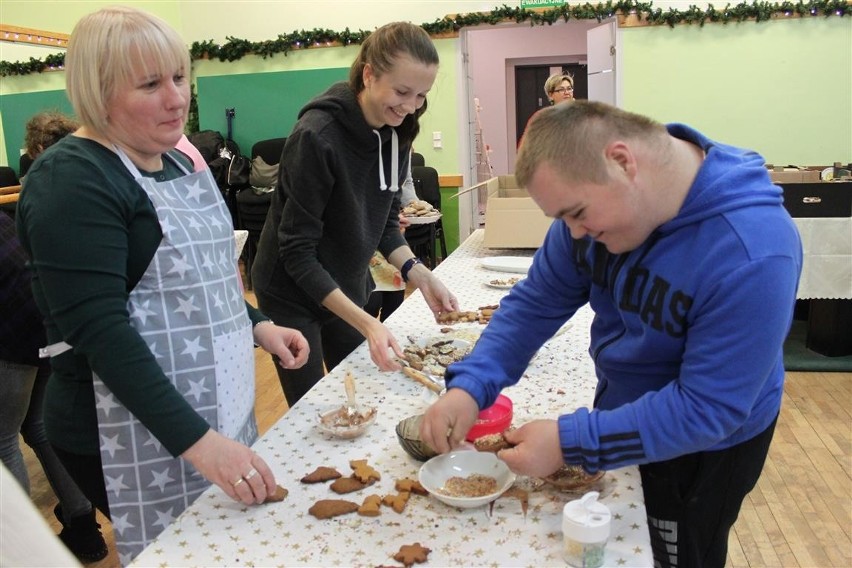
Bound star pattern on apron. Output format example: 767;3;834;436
91;148;257;564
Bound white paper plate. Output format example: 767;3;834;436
404;213;441;225
484;277;523;290
414;337;471;351
480;256;533;274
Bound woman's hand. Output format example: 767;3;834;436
254;323;310;369
497;420;564;478
407;264;458;318
398;212;411;233
362;317;405;372
321;289;404;372
181;429;276;505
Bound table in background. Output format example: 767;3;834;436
791;215;851;356
131;229;652;567
781;181;852;356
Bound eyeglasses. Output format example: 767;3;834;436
552;87;574;94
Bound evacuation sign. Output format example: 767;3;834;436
520;0;566;7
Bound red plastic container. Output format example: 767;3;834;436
466;394;513;441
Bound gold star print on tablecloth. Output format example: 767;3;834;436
130;231;652;567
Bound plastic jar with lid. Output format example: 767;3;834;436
562;490;612;568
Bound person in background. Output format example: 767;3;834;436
21;111;80;179
16;6;309;561
0;212;108;563
421;101;802;568
175;133;207;172
252;22;457;406
544;72;574;105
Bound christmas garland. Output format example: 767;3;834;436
1;0;849;76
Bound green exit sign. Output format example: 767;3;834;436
520;0;566;7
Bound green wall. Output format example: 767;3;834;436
622;17;852;165
196;68;348;154
0;89;72;173
0;1;181;34
439;187;460;253
1;13;848;253
186;38;459;175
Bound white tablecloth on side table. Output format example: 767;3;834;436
793;217;852;299
131;229;652;567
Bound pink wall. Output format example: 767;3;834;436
467;21;598;175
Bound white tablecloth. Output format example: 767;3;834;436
793;217;852;299
131;229;652;568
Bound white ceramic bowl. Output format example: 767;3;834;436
316;404;377;439
418;450;516;509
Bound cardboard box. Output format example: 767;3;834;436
481;175;553;248
768;167;821;184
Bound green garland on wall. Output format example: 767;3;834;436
1;0;849;76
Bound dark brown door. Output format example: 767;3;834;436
515;63;588;145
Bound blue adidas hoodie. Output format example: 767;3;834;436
445;124;802;472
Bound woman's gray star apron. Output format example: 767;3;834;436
96;149;256;564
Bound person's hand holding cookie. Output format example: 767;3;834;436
181;429;276;505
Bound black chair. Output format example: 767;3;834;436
0;166;19;187
236;137;286;289
19;154;34;178
251;137;288;166
404;165;447;269
0;167;21;220
411;152;425;168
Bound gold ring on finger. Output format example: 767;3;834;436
232;477;245;487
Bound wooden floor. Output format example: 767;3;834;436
22;292;852;567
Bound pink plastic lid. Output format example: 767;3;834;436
466;394;513;441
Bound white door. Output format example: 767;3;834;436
587;21;617;105
458;29;478;240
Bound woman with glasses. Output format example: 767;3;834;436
544;73;575;105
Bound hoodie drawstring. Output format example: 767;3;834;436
372;128;399;192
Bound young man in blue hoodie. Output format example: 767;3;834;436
421;101;802;568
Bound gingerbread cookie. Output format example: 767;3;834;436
382;491;411;514
472;430;514;453
393;542;431;566
308;499;359;519
350;459;381;484
330;476;370;494
395;478;428;496
265;485;288;503
357;494;382;517
301;466;343;483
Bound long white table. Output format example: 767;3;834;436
131;229;652;567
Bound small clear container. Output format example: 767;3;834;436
562;490;611;568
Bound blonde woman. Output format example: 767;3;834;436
544;72;575;105
17;6;308;561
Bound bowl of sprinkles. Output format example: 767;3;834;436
418;450;516;509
